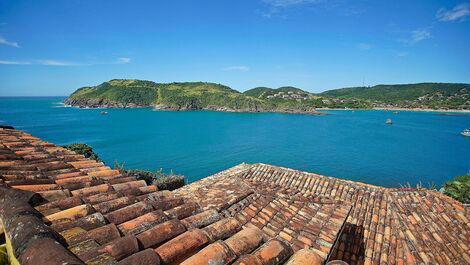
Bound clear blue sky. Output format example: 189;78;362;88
1;0;469;96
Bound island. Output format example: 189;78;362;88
64;79;470;113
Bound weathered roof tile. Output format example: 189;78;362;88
155;228;210;264
19;237;84;265
116;248;161;265
88;223;121;245
98;234;139;261
117;210;168;235
104;201;153;225
134;219;185;250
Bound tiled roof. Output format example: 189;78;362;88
176;163;470;265
0;127;469;265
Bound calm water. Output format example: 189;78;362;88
1;96;469;188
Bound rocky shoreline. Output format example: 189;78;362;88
63;98;151;108
64;98;469;115
63;98;330;115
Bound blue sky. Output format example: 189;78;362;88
0;0;469;96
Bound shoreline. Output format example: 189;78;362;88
62;103;330;116
317;107;470;113
61;102;469;114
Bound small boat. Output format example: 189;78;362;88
461;129;470;137
386;118;393;125
100;111;108;115
393;111;398;114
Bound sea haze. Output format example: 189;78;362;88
1;96;469;188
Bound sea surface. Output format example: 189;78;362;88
1;96;469;188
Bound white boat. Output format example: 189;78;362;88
100;111;108;115
461;129;470;137
386;118;393;125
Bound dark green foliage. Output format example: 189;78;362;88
123;169;156;185
62;143;101;161
152;174;185;191
71;80;158;105
441;174;470;204
243;86;308;98
116;165;186;191
319;83;469;102
243;87;275;98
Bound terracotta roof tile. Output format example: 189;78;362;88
70;183;112;197
51;212;107;232
104;201;154;225
117;209;168;235
92;195;136;214
116;248;161;265
181;208;221;229
180;240;237;265
284;249;322;265
164;201;201;219
202;217;242;242
224;225;264;256
88;223;121;245
155;228;210;264
44;204;94;222
249;238;293;265
136;218;187;249
98;234;139;261
19;237;84;265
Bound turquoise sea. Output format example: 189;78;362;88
1;96;469;188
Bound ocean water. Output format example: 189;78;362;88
1;96;469;188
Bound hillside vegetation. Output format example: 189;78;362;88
65;79;319;112
65;79;469;111
243;86;308;98
441;174;470;204
319;83;469;109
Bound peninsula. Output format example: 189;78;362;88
64;79;470;113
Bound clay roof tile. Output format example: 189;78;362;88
155;228;210;264
116;248;161;265
98;234;139;261
136;218;187;249
104;201;154;225
181;208;221;229
202;217;241;242
224;226;264;256
19;237;84;265
117;210;168;235
88;223;121;245
180;240;237;265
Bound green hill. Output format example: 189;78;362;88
244;86;310;98
319;83;469;109
65;80;469;111
319;83;469;101
65;79;306;111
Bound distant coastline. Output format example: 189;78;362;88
318;107;470;113
62;102;330;116
63;79;469;115
62;101;469;114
